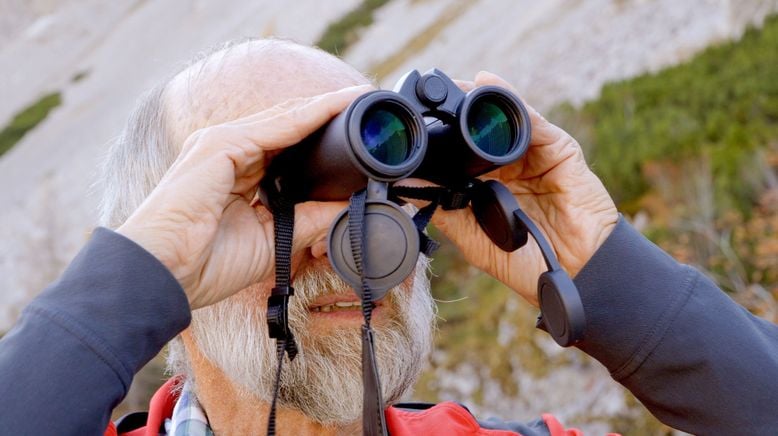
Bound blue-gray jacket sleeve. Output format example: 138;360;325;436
573;217;778;434
0;228;191;435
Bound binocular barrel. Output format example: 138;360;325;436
412;86;531;185
261;91;427;202
258;69;538;300
259;72;531;204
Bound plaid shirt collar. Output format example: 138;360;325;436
166;381;214;436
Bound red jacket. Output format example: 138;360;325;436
105;378;615;436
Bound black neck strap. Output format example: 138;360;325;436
348;190;388;436
266;195;298;436
264;190;393;436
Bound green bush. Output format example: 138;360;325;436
0;92;62;158
316;0;392;54
554;15;778;215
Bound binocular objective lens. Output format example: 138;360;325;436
360;107;411;166
467;99;514;156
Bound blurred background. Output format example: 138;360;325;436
1;0;777;433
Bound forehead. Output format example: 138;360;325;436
165;40;370;140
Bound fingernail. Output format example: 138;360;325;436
476;70;493;79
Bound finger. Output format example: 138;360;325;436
453;79;476;92
474;70;518;93
428;207;490;265
241;84;374;150
231;84;374;126
232;158;267;198
429;207;474;238
186;84;374;181
474;71;564;146
291;201;348;254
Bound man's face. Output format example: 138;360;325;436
189;252;435;424
169;41;437;425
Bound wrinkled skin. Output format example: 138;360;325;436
408;71;618;305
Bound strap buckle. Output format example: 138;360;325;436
267;286;294;341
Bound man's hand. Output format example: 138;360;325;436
428;72;618;306
117;85;372;309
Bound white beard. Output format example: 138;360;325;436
184;259;436;425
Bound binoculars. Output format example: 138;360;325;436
260;69;531;294
260;68;530;201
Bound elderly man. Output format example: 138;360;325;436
1;39;777;435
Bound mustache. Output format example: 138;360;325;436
291;263;353;303
288;262;401;322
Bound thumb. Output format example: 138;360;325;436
430;206;482;250
291;201;349;253
393;177;487;250
474;70;518;92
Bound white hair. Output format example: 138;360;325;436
98;84;174;229
187;258;435;424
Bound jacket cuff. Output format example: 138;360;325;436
28;227;191;386
572;216;697;379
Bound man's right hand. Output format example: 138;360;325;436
117;85;372;310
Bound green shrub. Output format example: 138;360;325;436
553;15;778;215
0;92;62;158
316;0;392;54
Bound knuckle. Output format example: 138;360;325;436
197;125;228;144
276;107;308;143
188;125;242;155
275;97;308;112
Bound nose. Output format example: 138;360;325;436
311;238;328;259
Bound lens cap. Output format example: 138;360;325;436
471;180;528;252
537;270;586;347
328;200;420;301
